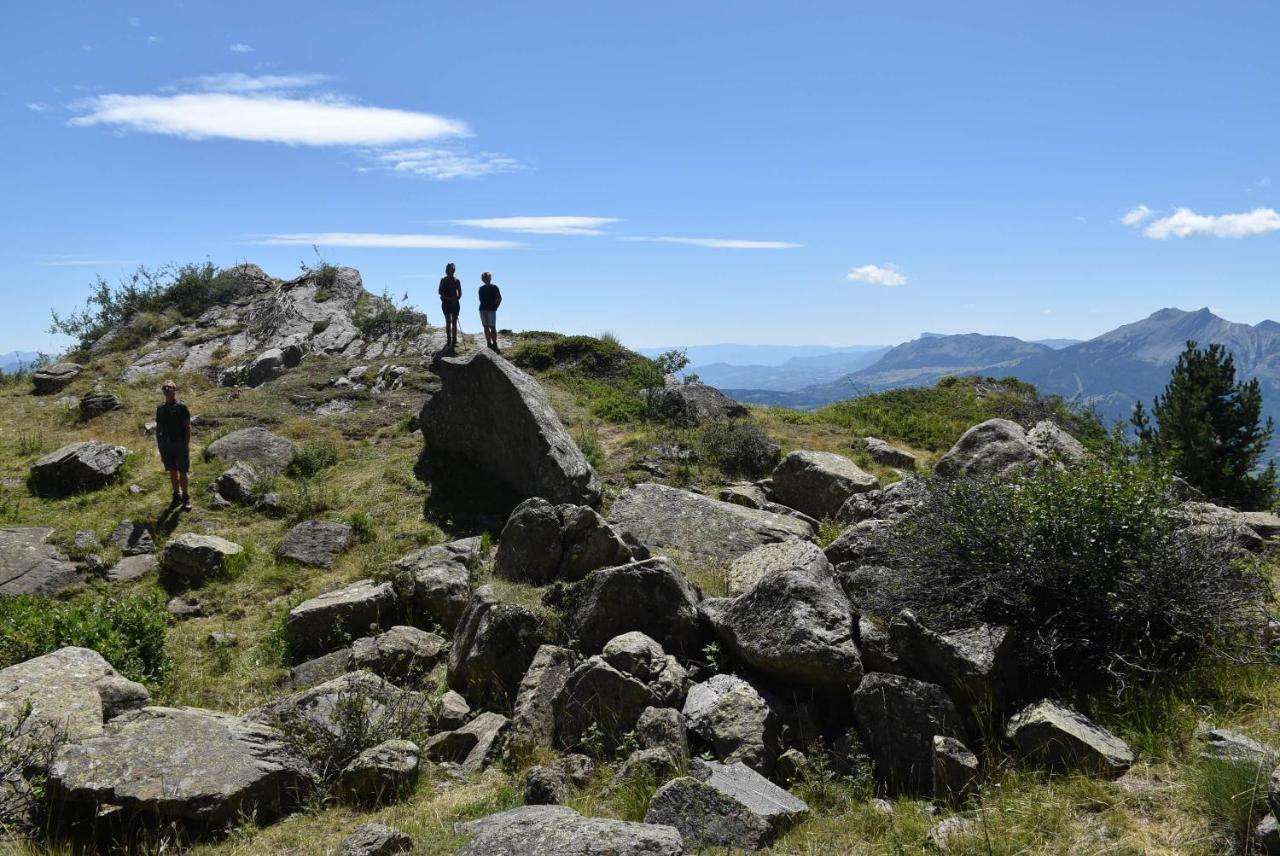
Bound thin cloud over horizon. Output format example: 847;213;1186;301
455;216;621;235
623;236;801;249
247;232;523;250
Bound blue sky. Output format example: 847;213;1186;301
3;1;1278;354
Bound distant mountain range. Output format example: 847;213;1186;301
711;309;1280;463
0;351;39;373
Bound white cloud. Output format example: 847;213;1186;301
70;93;469;146
147;35;161;43
1143;206;1280;239
624;236;801;249
1121;204;1154;226
248;232;522;250
454;216;619;235
846;263;907;287
228;43;254;53
179;72;333;93
27;102;48;112
373;148;519;179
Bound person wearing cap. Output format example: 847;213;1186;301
478;271;503;352
155;380;192;511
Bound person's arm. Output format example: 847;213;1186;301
495;288;502;308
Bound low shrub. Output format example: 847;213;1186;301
354;291;429;340
288;440;339;477
0;593;172;685
509;334;642;378
282;478;335;521
696;419;780;478
347;511;376;543
573;425;605;469
865;456;1267;691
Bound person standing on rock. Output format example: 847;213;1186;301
155;380;192;511
438;262;463;349
478;271;503;352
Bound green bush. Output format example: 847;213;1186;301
354;291;429;340
288;441;339;477
282;478;335;521
0;594;172;685
696;419;780;477
865;456;1267;691
509;334;642;378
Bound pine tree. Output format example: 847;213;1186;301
1132;340;1277;510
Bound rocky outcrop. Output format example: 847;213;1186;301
277;520;355;568
934;418;1045;479
647;382;750;424
0;527;83;597
286;579;398;661
203;426;297;476
29;441;128;496
455;805;684;856
419;348;602;521
31;363;82;394
645;760;809;850
552;656;660;754
48;706;312;825
609;483;813;564
0;647;149;744
727;539;832;597
161;533;243;584
771;450;879;520
1005;700;1134;777
852;673;967;795
447;586;543;710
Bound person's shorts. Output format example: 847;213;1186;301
479;309;497;328
157;441;190;473
441;300;460;319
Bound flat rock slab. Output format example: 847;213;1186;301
0;646;149;744
31;362;82;394
645;760;808;850
48;706;312;825
203;426;297;476
161;533;243;584
727;539;831;596
0;526;83;597
277;520;354;568
608;482;813;564
287;579;399;662
30;441;129;496
1006;700;1134;777
456;804;684;856
106;553;158;583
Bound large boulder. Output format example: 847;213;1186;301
644;760;809;850
203;426;297;476
934;418;1045;479
245;348;286;386
601;632;689;708
727;539;832;597
647;382;750;424
0;527;83;597
1027;420;1087;465
558;503;647;580
0;647;149;744
419;348;602;521
29;441;128;496
609;482;813;564
161;533;243;584
47;706;313;825
557;557;707;658
493;498;564;584
350;626;447;681
424;711;509;772
391;541;476;633
31;362;82;394
708;568;863;693
447;586;543;710
78;392;123;420
1005;700;1134;778
277;520;355;568
509;645;577;754
771;450;879;520
248;672;427;739
851;673;967;795
335;739;420;805
682;674;780;774
862;437;917;470
286;579;399;662
455;805;684;856
553;656;660;754
888;610;1018;712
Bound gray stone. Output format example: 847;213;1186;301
456;805;683;856
1174;502;1269;553
214;462;259;503
245;348;286;386
858;616;902;674
1027;420;1087;465
719;482;767;510
426;711;508;772
852;673;967;795
1199;727;1277;768
682;674;779;774
932;735;979;803
609;483;813;564
559;557;707;658
1243;511;1280;541
927;816;977;851
0;647;149;744
277;520;355;568
838;476;928;524
30;441;129;495
340;822;413;856
1005;700;1134;778
161;532;243;583
248;672;429;740
637;707;689;763
78;392;123;420
934;418;1045;479
612;748;681;790
889;610;1017;711
438;690;471;730
644;761;808;850
166;594;204;619
287;579;399;661
647;383;749;425
0;527;83;597
31;362;82;394
255;492;284;516
392;546;473;634
509;645;576;753
447;586;543;710
350;626;446;681
776;748;809;784
862;437;917;469
109;520;154;555
203;426;297;476
558;503;646;580
553;656;660;754
335;739;420;805
494;497;563;583
771;450;880;520
602;632;688;708
105;553;157;583
287;649;353;689
420;348;602;520
727;539;832;597
1256;815;1280;856
48;706;312;825
824;519;892;567
525;765;569;805
709;567;863;692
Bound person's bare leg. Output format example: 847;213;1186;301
168;470;180;493
179;472;189;497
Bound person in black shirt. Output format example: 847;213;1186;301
438;262;462;349
478;272;503;352
155;380;192;510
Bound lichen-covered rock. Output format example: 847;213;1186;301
0;647;149;744
553;656;660;754
335;739;420;805
932;735;979;803
214;462;259;504
557;503;646;580
31;362;82;394
447;586;543;710
438;690;472;731
609;483;813;564
494;497;563;583
161;533;243;584
1027;420;1087;465
287;579;399;662
78;392;123;420
558;557;707;658
392;546;473;634
425;711;509;772
852;673;967;795
727;539;832;597
455;805;683;856
509;645;576;753
339;822;413;856
647;382;750;425
203;426;297;476
277;520;355;569
248;672;428;742
47;706;313;825
644;761;808;850
771;450;879;520
934;418;1045;479
0;527;83;597
1005;700;1134;777
889;610;1017;711
350;626;446;681
637;706;689;763
682;674;780;774
862;437;917;469
30;441;129;496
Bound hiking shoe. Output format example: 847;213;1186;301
170;492;182;507
181;495;192;512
